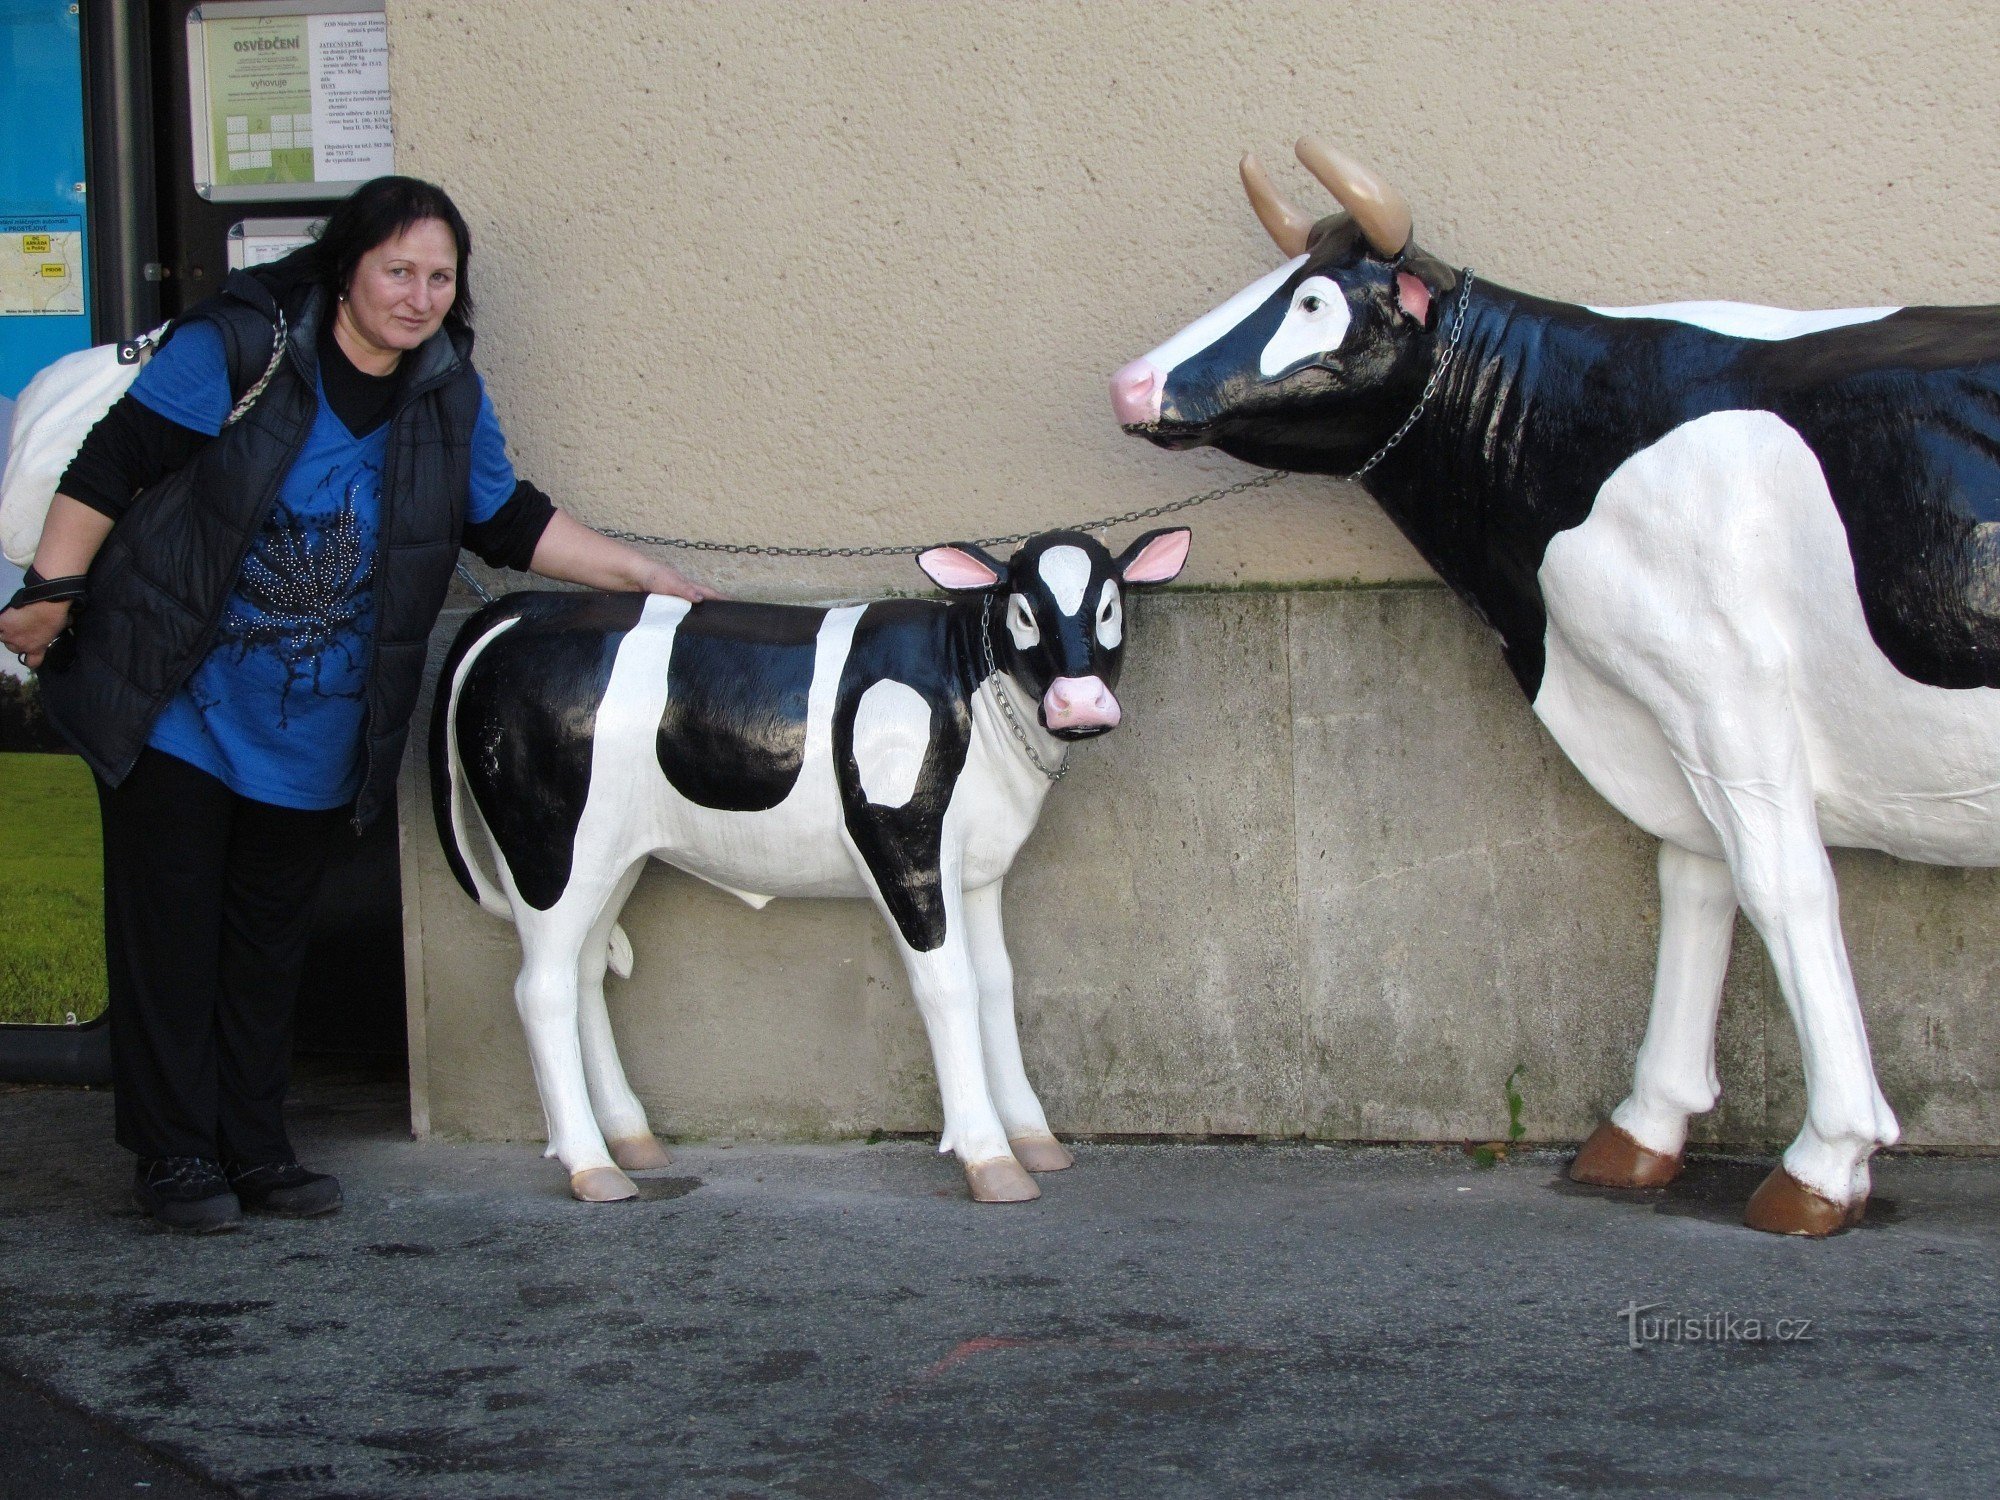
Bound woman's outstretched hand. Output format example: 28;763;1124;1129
527;510;725;601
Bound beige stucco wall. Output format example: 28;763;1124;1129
383;2;2000;1147
383;0;2000;600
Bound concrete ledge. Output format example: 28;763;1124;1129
400;586;2000;1148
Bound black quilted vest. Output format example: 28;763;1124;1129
41;269;481;828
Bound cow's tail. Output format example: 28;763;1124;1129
429;606;521;921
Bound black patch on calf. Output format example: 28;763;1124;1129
451;592;647;911
656;602;827;810
832;600;976;952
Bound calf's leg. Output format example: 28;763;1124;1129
575;859;671;1172
884;888;1037;1203
513;903;636;1203
1572;841;1736;1188
962;879;1070;1172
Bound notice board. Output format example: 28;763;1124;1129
186;0;394;202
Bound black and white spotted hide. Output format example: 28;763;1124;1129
431;527;1190;1206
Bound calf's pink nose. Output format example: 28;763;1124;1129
1110;358;1164;426
1042;675;1121;731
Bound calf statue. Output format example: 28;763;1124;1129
431;528;1191;1204
1113;136;2000;1236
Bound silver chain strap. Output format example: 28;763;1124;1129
224;309;288;429
1342;267;1475;482
979;591;1068;781
457;270;1475;604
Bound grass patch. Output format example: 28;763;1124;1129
0;753;106;1026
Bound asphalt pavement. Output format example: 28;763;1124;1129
1;1063;1996;1499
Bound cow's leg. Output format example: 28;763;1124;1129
1572;841;1737;1189
574;858;670;1172
962;879;1070;1173
513;900;637;1204
885;889;1038;1204
1667;709;1898;1234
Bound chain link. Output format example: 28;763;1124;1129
497;268;1475;568
595;466;1291;561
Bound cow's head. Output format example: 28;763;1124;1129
918;528;1191;737
1110;139;1459;475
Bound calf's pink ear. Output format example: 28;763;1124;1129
918;543;1006;592
1116;527;1192;586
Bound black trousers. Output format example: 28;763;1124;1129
97;748;347;1163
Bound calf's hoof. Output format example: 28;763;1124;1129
963;1157;1041;1204
569;1166;638;1203
1568;1121;1684;1190
1742;1166;1864;1236
1009;1134;1075;1173
609;1134;673;1171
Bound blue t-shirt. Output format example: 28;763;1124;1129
129;321;516;809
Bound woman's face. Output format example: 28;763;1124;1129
342;217;459;354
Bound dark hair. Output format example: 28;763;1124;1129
280;175;475;329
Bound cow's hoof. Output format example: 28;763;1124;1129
1742;1166;1864;1236
1009;1134;1075;1173
1568;1121;1684;1190
609;1134;673;1171
963;1157;1041;1203
569;1166;638;1203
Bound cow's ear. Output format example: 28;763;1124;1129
1395;271;1433;326
918;543;1007;592
1115;527;1192;587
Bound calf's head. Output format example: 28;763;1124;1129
918;528;1191;737
1110;139;1459;475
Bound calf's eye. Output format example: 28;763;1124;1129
1301;294;1324;314
1006;594;1040;649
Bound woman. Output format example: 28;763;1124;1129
0;177;713;1232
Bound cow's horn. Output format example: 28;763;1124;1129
1294;137;1410;258
1240;153;1313;258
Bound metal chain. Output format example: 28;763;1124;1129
596;466;1291;561
465;267;1476;581
1342;267;1476;482
979;591;1068;781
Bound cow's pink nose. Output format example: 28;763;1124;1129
1110;359;1164;427
1042;675;1121;731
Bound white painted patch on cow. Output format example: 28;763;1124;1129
1585;300;1899;341
853;679;933;808
1534;408;2000;1203
1259;275;1354;376
1038;546;1092;615
1006;592;1040;650
1139;256;1307;377
1095;580;1122;648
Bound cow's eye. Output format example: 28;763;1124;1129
1095;581;1123;649
1006;593;1040;650
1301;294;1324;314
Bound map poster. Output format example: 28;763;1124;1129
0;215;85;318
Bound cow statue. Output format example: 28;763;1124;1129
431;527;1191;1204
1112;137;2000;1236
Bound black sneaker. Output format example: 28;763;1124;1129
132;1157;242;1233
225;1160;342;1218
